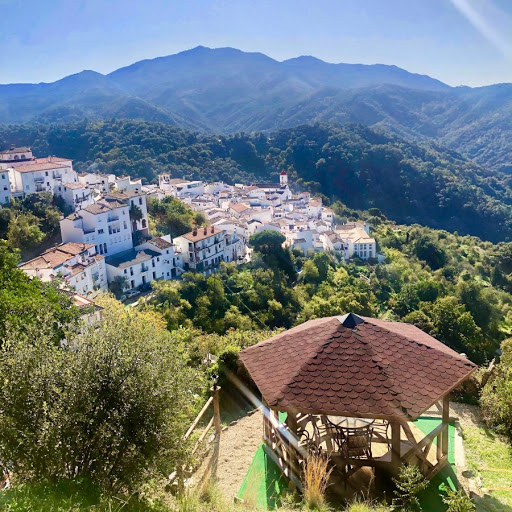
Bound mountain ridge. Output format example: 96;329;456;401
2;46;512;171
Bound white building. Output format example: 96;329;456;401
175;226;244;273
7;157;77;199
61;182;94;210
0;145;33;164
0;169;11;204
19;242;108;297
60;197;134;257
105;236;183;291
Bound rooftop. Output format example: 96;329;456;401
180;226;222;242
12;162;70;173
240;314;476;421
105;248;160;269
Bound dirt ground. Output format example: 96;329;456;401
192;407;264;501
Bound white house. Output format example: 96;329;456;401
19;242;108;297
60;197;133;257
0;145;33;164
61;182;94;210
175;226;233;273
105;236;183;291
107;189;149;235
8;157;77;199
0;169;11;204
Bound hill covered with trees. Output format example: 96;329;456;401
1;120;511;242
4;47;512;171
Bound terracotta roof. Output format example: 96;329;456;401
239;314;476;421
1;146;30;154
63;182;87;190
35;157;71;164
13;162;69;173
230;202;251;213
19;242;94;270
149;236;172;249
82;198;126;214
181;226;222;242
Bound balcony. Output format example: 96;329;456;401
34;177;44;183
107;215;119;222
141;265;149;272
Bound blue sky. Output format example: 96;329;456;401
2;0;512;86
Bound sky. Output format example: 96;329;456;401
2;0;512;86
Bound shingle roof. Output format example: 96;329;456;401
239;314;476;421
149;236;172;249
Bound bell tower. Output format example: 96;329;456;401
280;170;288;186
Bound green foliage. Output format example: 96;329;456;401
0;300;199;490
2;121;511;242
480;338;512;439
441;486;475;512
392;464;428;511
148;196;204;238
0;240;80;345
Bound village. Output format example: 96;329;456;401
1;145;377;300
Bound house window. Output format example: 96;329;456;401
45;171;48;176
103;243;107;254
139;197;142;205
124;269;127;274
98;229;104;234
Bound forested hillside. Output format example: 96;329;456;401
4;47;512;171
1;120;511;242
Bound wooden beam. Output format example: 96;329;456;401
442;393;450;457
212;386;222;437
184;396;213;440
391;421;401;469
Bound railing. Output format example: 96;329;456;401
171;386;221;489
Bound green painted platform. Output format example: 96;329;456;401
414;416;457;512
237;416;458;511
237;443;289;510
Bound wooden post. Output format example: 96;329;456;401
211;386;222;437
442;393;449;457
391;421;401;470
285;411;299;485
262;399;270;443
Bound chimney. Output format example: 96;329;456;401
10;144;15;150
211;226;214;233
193;228;197;236
203;226;207;235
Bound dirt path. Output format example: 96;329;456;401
192;407;263;501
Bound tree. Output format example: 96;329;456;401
7;212;44;252
414;235;446;270
0;241;80;345
0;300;199;489
249;230;286;254
108;275;128;298
481;338;512;439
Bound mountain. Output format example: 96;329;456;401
2;46;512;171
1;120;511;243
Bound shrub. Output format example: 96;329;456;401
441;487;475;512
392;464;428;511
480;338;512;439
0;300;199;490
301;451;333;510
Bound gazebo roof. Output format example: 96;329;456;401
239;314;476;421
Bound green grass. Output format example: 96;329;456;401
461;424;512;510
0;479;165;512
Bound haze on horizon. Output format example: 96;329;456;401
2;0;512;87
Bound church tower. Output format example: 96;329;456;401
280;170;288;187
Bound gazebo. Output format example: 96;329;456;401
239;313;476;489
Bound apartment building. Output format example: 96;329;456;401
174;226;231;273
0;169;11;204
19;242;108;297
105;236;183;291
60;197;133;257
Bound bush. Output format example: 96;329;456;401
441;487;475;512
0;300;199;490
392;464;428;511
480;338;512;438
